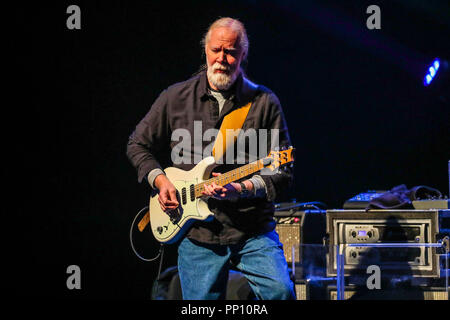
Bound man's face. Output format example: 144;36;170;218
206;27;244;91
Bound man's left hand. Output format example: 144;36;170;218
201;172;252;200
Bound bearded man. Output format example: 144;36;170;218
127;17;295;300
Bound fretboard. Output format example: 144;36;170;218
193;159;264;198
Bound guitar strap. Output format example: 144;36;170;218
211;101;252;162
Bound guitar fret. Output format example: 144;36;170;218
193;156;279;199
195;160;263;198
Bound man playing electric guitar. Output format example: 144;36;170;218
127;17;295;300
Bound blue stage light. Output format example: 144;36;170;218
423;58;440;86
433;60;440;70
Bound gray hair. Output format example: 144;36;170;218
201;17;249;61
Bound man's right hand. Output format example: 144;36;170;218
154;174;179;212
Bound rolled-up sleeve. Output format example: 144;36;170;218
126;90;170;183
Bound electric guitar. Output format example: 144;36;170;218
148;147;294;244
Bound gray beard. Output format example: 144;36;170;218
207;64;240;91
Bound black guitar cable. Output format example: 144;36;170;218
129;206;166;298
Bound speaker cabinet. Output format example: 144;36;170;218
276;222;301;264
275;209;327;265
295;280;310;300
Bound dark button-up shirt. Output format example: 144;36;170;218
126;70;293;245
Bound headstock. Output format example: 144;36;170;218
263;146;295;172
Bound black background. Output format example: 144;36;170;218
8;0;449;299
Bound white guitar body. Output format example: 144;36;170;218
146;147;294;244
149;156;217;244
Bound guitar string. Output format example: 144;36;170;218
194;159;264;197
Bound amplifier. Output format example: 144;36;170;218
274;201;305;264
413;199;449;210
275;222;301;264
274;206;326;266
294;280;310;300
327;285;449;300
326;209;443;277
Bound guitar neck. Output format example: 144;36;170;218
193;159;264;198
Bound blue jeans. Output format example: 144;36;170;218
177;230;296;300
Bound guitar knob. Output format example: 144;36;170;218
157;226;163;234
